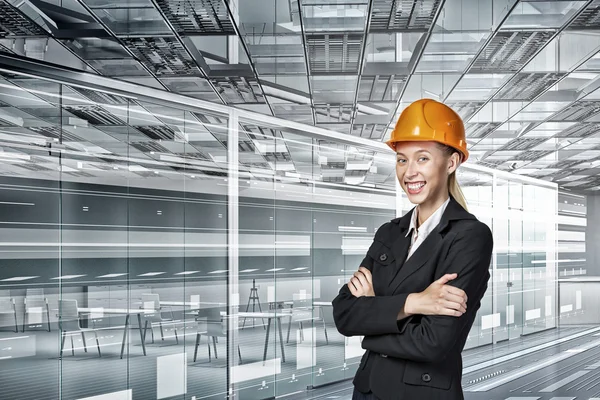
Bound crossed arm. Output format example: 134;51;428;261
331;224;493;363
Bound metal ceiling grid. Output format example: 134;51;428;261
154;0;235;35
513;150;554;161
549;101;600;122
369;0;441;32
129;141;172;154
568;0;600;29
0;0;48;38
63;105;126;126
307;34;363;74
136;125;177;141
465;123;502;139
555;123;599;138
28;126;83;142
121;37;202;76
497;137;548;152
494;73;566;101
471;31;556;73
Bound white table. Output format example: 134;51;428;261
77;307;154;359
222;311;292;363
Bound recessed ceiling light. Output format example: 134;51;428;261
97;273;128;278
51;275;86;280
1;276;39;282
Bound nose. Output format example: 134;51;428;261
405;160;418;179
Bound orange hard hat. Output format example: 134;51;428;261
386;98;469;162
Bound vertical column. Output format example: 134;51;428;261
227;109;240;396
547;186;558;328
228;0;240;64
491;172;498;344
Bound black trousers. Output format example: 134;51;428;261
352;387;380;400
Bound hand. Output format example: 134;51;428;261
348;267;375;297
405;273;467;317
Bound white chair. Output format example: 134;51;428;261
0;290;18;332
59;299;101;358
194;308;242;364
23;288;51;332
286;298;328;345
141;294;179;344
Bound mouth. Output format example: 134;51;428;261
405;181;426;195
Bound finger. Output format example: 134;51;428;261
354;271;369;288
351;277;364;291
358;267;373;285
437;273;458;285
443;292;468;309
348;281;359;296
441;299;466;315
443;285;468;302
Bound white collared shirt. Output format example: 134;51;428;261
405;197;450;260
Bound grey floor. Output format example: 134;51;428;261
1;322;599;400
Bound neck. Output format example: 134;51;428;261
417;193;449;226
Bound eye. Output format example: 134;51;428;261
397;158;406;164
418;156;429;162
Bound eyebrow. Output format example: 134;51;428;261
396;149;431;157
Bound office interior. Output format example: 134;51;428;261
0;0;599;399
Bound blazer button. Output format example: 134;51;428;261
421;373;431;382
380;353;388;358
379;253;388;262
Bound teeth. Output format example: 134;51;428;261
407;182;425;190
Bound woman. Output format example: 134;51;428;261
332;99;494;400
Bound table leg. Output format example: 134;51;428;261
120;314;129;359
277;317;285;363
137;313;147;356
263;317;272;362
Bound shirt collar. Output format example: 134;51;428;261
405;197;451;238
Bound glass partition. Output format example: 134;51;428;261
0;67;557;400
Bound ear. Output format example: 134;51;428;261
447;152;460;175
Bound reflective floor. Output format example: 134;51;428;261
294;325;600;400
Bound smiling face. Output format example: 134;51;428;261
395;141;460;208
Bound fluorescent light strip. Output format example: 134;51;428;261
265;268;285;272
338;226;368;232
531;259;586;264
174;271;199;275
51;275;86;280
208;270;227;274
138;272;166;277
1;276;39;282
0;201;35;206
240;269;259;273
97;273;128;278
291;267;309;271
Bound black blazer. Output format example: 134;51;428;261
332;196;493;400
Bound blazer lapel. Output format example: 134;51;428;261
388;230;443;293
387;196;476;294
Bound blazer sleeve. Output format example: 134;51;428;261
332;223;412;337
360;222;493;363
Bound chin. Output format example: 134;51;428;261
403;189;428;205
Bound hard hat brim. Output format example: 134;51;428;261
386;138;469;162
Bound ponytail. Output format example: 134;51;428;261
448;171;468;211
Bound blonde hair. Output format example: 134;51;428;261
448;171;468;211
438;143;468;211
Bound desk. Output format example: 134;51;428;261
77;307;154;359
232;311;292;363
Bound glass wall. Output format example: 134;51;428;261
0;67;557;400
